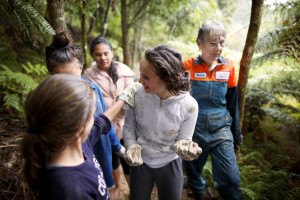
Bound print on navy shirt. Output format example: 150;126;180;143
93;155;109;199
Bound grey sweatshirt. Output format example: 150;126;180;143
123;86;198;168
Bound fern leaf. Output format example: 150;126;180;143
0;0;55;37
3;93;22;112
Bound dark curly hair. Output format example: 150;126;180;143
90;37;118;84
144;45;190;95
45;31;84;74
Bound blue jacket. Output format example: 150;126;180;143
81;76;121;187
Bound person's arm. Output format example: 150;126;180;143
226;65;243;148
103;100;125;122
122;109;137;148
105;82;141;153
88;115;112;146
226;86;242;147
173;97;201;161
122;109;143;166
175;98;198;141
90;80;122;152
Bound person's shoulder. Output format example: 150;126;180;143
220;56;234;66
45;166;80;181
179;92;198;107
135;83;146;96
184;57;195;63
115;61;135;77
83;62;98;76
181;93;198;116
184;57;195;65
183;57;197;70
81;77;100;91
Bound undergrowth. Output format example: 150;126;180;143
0;62;48;117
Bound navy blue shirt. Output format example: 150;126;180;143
37;115;111;200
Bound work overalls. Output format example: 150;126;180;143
184;55;242;200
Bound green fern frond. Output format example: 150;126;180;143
241;187;260;200
22;62;48;78
0;0;55;37
251;49;283;67
255;27;285;52
255;25;300;56
254;1;300;65
274;1;300;21
262;107;297;125
3;92;22;112
0;64;40;115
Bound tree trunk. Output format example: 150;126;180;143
131;16;144;68
121;0;130;66
46;0;66;31
238;0;264;129
87;8;98;35
80;0;88;70
101;0;112;37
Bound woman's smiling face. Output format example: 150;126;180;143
138;56;167;96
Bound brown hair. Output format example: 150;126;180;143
144;45;190;95
45;31;85;73
20;74;94;192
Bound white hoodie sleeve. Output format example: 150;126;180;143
122;108;137;148
175;96;198;142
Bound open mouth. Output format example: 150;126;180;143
143;85;149;90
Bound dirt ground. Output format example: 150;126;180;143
110;166;220;200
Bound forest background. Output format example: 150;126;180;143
0;0;299;199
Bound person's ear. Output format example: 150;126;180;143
196;39;203;51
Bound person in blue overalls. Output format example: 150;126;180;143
183;20;243;200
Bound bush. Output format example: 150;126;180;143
0;62;48;117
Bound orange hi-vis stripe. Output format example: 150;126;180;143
184;57;238;88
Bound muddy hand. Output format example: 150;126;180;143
116;82;142;109
174;140;202;161
126;144;143;166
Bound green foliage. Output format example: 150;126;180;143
253;1;300;65
21;62;49;83
240;55;300;199
202;160;214;188
239;131;300;200
0;63;48;117
0;45;19;70
244;59;300;132
0;0;55;38
0;0;53;73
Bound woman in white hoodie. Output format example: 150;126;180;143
123;45;202;200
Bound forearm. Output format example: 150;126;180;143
103;100;125;122
108;126;122;152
